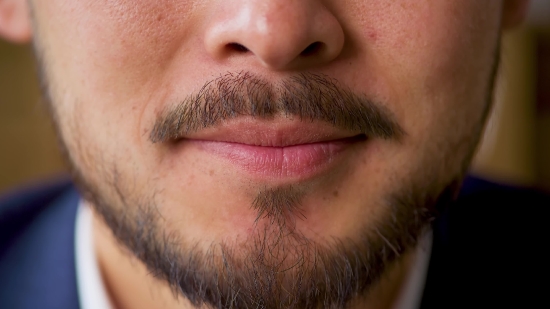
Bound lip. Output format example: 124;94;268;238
175;118;366;179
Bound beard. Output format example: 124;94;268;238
77;167;455;309
42;71;494;309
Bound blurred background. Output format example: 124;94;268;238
0;2;549;193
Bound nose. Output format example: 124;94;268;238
204;0;345;71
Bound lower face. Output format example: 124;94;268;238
31;0;502;308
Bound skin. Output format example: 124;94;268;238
0;0;529;308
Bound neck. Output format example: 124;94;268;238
92;209;419;309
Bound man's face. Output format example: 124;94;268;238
26;0;509;307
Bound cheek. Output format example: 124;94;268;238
31;0;204;168
330;0;502;185
33;0;200;104
361;1;500;139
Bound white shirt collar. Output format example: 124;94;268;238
74;202;431;309
75;202;114;309
392;230;432;309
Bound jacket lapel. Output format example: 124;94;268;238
0;184;81;309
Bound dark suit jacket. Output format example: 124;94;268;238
0;177;548;309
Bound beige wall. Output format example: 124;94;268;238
0;40;65;191
472;26;550;190
472;28;537;185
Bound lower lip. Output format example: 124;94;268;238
185;136;365;179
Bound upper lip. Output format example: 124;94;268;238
179;117;364;147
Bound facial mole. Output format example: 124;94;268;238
367;30;378;42
333;190;339;197
209;170;215;176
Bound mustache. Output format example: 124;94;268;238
149;72;404;143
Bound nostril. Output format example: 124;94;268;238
300;42;323;57
227;43;249;53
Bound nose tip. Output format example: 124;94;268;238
205;1;345;71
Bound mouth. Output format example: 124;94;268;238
173;118;368;180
